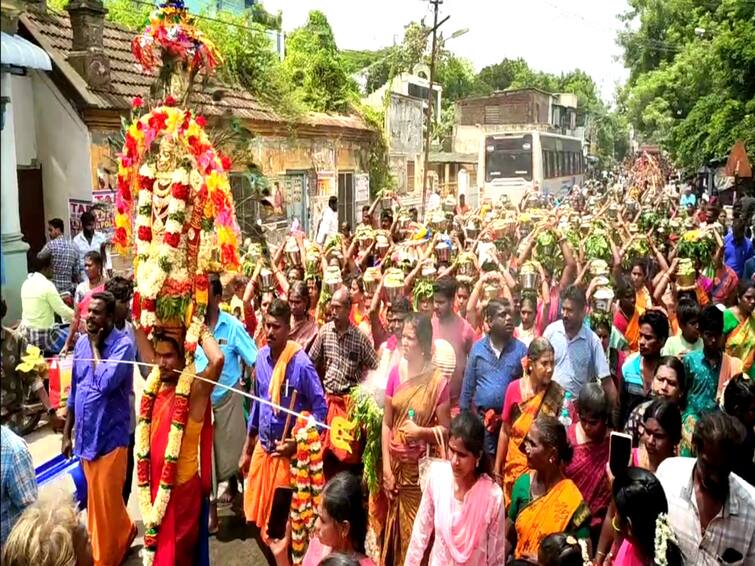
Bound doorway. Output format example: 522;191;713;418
17;167;46;269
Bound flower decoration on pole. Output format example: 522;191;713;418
131;0;221;76
117;3;239;564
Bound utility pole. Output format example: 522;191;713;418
421;0;443;218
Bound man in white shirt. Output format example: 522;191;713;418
427;188;441;214
73;211;109;279
316;196;339;245
656;412;755;566
19;255;74;354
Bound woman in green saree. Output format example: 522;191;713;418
724;280;755;378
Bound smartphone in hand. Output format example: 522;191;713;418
609;431;633;478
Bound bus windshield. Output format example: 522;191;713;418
485;136;533;182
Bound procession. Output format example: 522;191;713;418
1;0;754;565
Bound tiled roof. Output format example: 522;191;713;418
19;9;372;132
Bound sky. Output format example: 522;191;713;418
263;0;632;103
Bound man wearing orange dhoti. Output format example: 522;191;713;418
132;320;225;566
240;299;327;545
62;292;136;566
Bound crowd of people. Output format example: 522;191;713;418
2;166;755;566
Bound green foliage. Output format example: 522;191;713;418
283;10;358;113
619;0;755;169
358;104;395;198
195;10;304;120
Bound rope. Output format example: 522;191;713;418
46;356;331;430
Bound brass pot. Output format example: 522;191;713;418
483;284;500;300
285;249;301;266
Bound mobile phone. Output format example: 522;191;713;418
609;431;633;478
266;486;294;541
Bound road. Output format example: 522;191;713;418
25;369;271;565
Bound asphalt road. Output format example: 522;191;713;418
25;370;271;566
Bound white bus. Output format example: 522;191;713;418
478;131;585;204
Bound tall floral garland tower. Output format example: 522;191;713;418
112;2;240;563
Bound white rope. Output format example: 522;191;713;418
45;356;330;430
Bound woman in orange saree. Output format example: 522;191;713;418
380;313;450;566
506;415;590;562
494;337;564;502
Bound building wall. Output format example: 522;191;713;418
457;90;552;127
11;72;92;228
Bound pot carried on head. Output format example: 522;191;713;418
383;268;405;304
593;286;614;313
520;262;539;291
284;238;302;266
324;266;342;294
363;267;381;294
259;267;275;291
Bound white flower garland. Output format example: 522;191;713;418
653;512;677;566
136;363;195;566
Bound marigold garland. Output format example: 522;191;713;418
290;415;325;565
135;363;195;566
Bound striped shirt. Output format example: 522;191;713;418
657;457;755;566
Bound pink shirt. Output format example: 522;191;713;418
614;539;646;566
405;462;506;566
302;538;374;566
432;314;475;402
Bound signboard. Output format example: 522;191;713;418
92;190;116;240
355;173;370;202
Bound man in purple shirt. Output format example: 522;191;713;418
239;298;327;545
62;291;135;565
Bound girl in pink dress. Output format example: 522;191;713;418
611;468;683;566
271;472;374;566
404;412;505;565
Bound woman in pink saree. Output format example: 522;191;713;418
404;412;505;566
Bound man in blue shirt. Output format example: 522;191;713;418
63;291;136;565
724;219;754;279
543;286;615;411
197;276;258;533
460;299;527;457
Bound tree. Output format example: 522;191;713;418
619;0;755;169
283;10;357;113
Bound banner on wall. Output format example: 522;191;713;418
355;173;370;202
68;191;116;239
316;172;336;197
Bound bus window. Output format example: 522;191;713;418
485;136;533;182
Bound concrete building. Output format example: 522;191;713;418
362;64;442;210
8;2;373;286
1;0;52;321
452;88;584;155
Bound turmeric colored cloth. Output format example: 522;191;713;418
614;308;640;353
511;475;590;561
244;441;291;544
81;447;135;566
502;382;564;502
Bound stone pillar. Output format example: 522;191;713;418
1;73;30;322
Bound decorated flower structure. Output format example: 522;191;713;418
115;2;240;564
131;0;221;76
